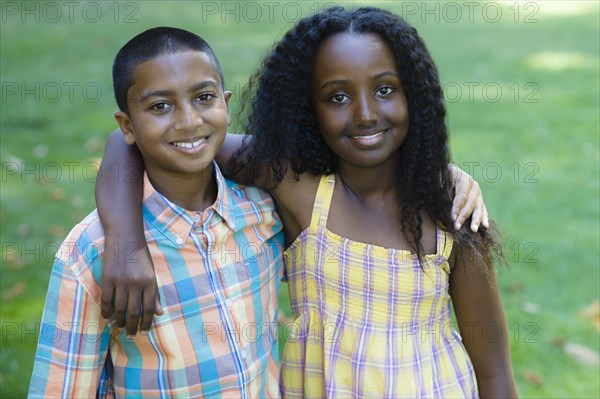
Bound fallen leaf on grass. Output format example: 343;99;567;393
48;225;67;238
4;259;25;270
580;301;600;331
2;282;26;301
522;370;543;387
564;342;600;366
550;336;566;346
508;283;524;293
17;223;32;238
48;188;67;201
85;137;104;153
2;251;25;270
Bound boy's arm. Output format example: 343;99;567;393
215;133;246;168
217;137;489;232
96;130;161;335
449;242;518;398
29;257;110;398
449;164;489;232
218;138;489;233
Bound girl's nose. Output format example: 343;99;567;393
354;92;376;126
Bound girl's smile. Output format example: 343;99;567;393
348;127;388;148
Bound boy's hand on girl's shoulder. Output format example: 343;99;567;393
449;164;489;233
101;241;163;336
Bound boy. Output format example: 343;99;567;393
29;27;283;398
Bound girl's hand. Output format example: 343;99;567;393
449;164;489;232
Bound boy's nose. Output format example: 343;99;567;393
174;104;203;132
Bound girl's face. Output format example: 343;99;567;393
312;32;409;171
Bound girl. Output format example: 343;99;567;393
228;6;517;398
96;6;512;398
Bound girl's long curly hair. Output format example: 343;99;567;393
228;6;502;263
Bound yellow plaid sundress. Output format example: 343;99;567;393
281;174;478;398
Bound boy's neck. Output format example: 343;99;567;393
145;164;218;212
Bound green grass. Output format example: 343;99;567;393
1;1;598;397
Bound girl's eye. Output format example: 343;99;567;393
330;93;349;104
197;92;216;102
150;102;171;111
376;86;395;96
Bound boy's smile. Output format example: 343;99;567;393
116;51;231;180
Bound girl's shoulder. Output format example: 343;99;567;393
271;171;322;242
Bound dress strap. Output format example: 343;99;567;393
309;174;336;228
437;225;454;259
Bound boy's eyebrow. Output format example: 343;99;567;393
319;72;400;90
139;81;220;102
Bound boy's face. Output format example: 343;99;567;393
115;51;231;177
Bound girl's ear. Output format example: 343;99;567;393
114;111;136;145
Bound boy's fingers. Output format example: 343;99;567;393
455;185;479;230
126;290;142;336
470;198;484;232
100;280;115;319
483;205;490;228
114;288;128;329
451;190;467;222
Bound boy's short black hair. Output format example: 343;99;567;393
112;27;224;114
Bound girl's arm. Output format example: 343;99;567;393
449;241;518;398
96;130;162;335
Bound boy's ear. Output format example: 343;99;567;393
114;111;136;145
224;91;233;126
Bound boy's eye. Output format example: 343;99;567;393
196;92;216;102
330;93;350;104
376;86;395;96
150;102;171;111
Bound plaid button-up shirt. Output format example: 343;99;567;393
29;164;284;398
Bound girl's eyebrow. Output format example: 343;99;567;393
373;71;400;80
320;79;348;90
319;72;400;90
139;81;219;102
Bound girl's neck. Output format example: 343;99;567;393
336;161;401;200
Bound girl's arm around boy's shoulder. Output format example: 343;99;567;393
449;231;519;398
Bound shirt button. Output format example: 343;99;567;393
241;348;248;359
225;299;233;308
175;236;184;245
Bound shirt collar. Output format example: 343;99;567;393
142;162;237;248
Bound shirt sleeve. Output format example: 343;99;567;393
28;255;111;398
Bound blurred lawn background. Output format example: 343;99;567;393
1;1;598;397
